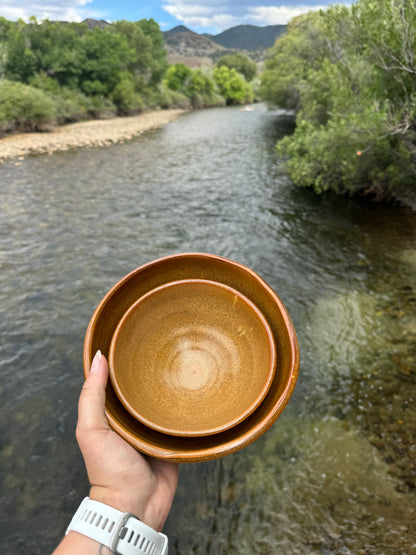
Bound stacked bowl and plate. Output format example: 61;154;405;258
83;253;300;463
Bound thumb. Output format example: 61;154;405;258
77;350;110;433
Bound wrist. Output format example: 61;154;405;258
65;497;168;555
89;486;147;523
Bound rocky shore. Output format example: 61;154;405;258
0;109;185;163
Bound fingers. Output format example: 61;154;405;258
77;350;110;435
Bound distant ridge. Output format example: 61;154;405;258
82;18;110;30
164;25;193;35
210;24;286;50
163;26;226;60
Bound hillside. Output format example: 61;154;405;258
163;24;286;67
209;24;286;50
163;26;226;59
82;18;110;30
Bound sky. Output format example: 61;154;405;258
0;0;353;34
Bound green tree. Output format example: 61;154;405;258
135;19;168;87
111;71;144;114
216;52;257;81
79;27;129;96
213;65;254;104
260;1;416;199
4;20;37;82
25;19;86;89
164;63;193;93
112;19;167;91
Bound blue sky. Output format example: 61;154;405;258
0;1;353;34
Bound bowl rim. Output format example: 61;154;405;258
84;252;300;462
107;277;277;437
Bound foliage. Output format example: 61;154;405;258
164;63;225;108
164;63;193;93
0;17;171;124
28;72;95;121
216;52;257;81
111;72;144;114
0;16;229;129
213;65;254;105
0;79;56;130
260;0;416;200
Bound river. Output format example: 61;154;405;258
0;104;415;554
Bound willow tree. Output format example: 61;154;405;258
261;0;416;200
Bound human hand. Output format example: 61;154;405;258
76;350;179;532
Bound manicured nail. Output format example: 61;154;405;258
90;350;102;373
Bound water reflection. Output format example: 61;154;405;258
0;104;415;553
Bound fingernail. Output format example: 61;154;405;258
90;350;102;373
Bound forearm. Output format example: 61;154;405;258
52;531;112;554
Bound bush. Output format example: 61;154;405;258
213;66;254;105
216;53;257;82
111;73;145;115
0;79;56;131
29;73;93;122
260;2;416;199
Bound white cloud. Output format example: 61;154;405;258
0;0;100;22
247;4;331;25
162;1;343;32
163;3;235;30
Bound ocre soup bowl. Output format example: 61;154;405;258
108;279;276;437
84;253;300;462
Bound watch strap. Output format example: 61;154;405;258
66;497;168;554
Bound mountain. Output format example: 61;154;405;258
163;24;286;67
164;25;190;35
209;24;286;50
163;26;226;59
82;18;110;30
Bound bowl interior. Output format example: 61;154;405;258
108;279;276;437
84;253;299;462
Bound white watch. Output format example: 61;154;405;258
66;497;168;554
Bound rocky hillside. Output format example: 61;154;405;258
163;24;286;67
82;18;110;30
163;26;226;59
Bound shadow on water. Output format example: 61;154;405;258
0;104;415;553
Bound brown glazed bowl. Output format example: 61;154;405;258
108;279;276;437
84;253;300;463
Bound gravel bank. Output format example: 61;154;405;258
0;109;185;163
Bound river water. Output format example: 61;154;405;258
0;105;415;554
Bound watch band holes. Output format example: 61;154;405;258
101;517;109;530
108;520;115;533
133;533;141;546
127;530;134;543
89;511;97;524
95;515;103;527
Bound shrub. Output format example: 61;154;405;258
0;79;56;131
111;73;145;115
213;66;254;105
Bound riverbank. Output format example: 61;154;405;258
0;109;186;163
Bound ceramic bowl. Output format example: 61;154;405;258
84;253;300;463
108;279;276;437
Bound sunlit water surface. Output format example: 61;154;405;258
0;105;415;554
